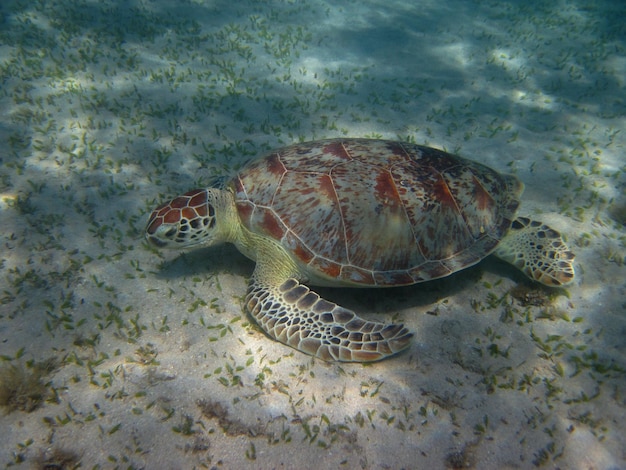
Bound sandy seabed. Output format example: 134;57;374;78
0;0;624;468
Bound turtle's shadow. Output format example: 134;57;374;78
153;244;524;315
152;244;254;281
317;255;525;316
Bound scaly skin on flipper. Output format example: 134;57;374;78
494;217;575;286
239;225;413;362
246;275;413;362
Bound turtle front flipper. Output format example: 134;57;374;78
495;217;575;287
245;276;413;362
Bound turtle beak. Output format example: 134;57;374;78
146;233;168;248
145;223;181;248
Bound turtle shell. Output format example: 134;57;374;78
230;139;522;286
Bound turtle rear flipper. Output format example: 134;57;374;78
245;275;413;362
495;217;575;287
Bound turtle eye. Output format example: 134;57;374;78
164;227;177;238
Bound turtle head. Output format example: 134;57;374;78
145;188;224;249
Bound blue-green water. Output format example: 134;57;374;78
0;0;624;467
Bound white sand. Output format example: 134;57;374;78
0;0;624;468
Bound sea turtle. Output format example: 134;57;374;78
145;139;575;362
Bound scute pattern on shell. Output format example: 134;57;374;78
231;139;523;286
